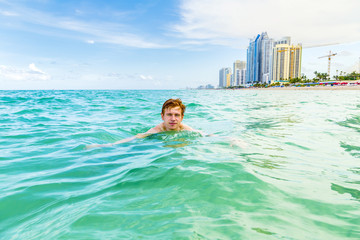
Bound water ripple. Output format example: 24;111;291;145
1;90;360;239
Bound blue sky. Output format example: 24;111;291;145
0;0;359;90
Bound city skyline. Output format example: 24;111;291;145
0;0;359;90
219;34;302;87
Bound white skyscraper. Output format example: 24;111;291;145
232;60;246;86
219;67;232;88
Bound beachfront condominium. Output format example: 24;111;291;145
226;72;232;87
234;69;247;87
219;67;232;88
246;32;273;85
232;60;246;86
239;69;246;86
274;36;291;46
271;43;302;83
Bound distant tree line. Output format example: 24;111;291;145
333;71;360;81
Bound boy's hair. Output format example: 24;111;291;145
161;98;186;116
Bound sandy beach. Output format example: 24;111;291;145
243;85;360;90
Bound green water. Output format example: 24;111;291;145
0;90;359;239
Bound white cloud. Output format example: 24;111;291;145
107;73;155;81
337;51;352;57
0;64;50;81
173;0;360;46
0;10;18;16
29;63;46;74
0;4;169;49
139;75;153;80
57;19;170;48
97;73;164;89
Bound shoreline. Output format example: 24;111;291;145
237;85;360;91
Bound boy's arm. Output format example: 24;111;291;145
181;123;209;136
182;124;247;148
86;125;162;149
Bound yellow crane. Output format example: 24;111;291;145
318;51;337;79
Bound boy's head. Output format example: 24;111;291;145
161;98;186;116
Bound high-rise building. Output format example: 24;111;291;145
239;69;246;86
271;43;302;82
219;67;232;88
246;35;259;85
246;32;273;85
226;72;232;87
232;60;246;86
270;36;292;82
274;36;291;46
234;69;247;86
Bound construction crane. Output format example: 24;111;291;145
318;51;337;79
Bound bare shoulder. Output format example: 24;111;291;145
145;123;164;134
181;123;195;131
181;123;206;135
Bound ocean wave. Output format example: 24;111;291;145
1;90;360;239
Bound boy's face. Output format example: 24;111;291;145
161;106;183;131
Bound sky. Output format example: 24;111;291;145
0;0;359;90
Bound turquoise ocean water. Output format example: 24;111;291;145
1;90;359;239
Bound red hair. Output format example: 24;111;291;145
161;98;186;116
